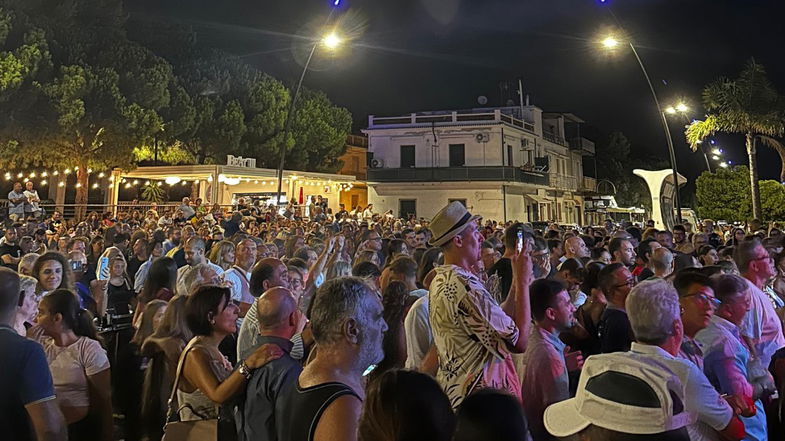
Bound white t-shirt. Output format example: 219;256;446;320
34;331;110;408
403;295;431;369
23;189;40;212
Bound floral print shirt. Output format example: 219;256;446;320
429;264;521;408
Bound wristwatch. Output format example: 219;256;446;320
238;360;253;380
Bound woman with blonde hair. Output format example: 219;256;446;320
13;275;39;335
208;240;235;271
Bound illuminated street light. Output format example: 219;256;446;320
275;6;346;206
322;32;342;50
719;162;729;168
712;148;722;156
712;155;720;161
602;36;619;49
601;31;684;224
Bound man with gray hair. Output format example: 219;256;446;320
175;236;224;295
277;277;387;441
650;247;674;279
734;238;785;369
626;278;746;441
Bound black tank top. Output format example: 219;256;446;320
278;381;361;441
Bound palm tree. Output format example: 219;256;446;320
686;59;784;220
758;135;785;183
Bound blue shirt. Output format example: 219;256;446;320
696;315;767;441
241;336;302;441
0;325;56;441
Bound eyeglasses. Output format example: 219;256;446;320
614;277;636;289
681;293;721;308
751;255;773;263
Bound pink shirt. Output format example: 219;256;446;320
32;329;110;408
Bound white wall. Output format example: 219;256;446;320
368;183;541;222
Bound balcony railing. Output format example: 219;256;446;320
367;166;549;186
581;176;597;192
568;137;596;155
369;109;536;133
548;173;578;191
346;134;368;148
543;131;566;146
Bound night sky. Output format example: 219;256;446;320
128;0;785;185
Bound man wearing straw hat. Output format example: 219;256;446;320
428;201;533;408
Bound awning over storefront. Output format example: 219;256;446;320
526;194;553;205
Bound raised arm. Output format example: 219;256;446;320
501;240;533;353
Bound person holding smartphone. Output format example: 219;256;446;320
488;223;533;303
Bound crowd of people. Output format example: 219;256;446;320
3;191;785;441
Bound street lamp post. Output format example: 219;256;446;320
274;22;342;210
602;37;684;225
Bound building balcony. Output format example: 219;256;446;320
346;134;368;148
548;173;578;191
581;176;597;192
543;131;566;147
568;137;596;155
368;109;536;133
367;166;549;186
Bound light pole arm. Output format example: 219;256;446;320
629;42;683;226
274;42;319;208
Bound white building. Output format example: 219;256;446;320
362;106;597;223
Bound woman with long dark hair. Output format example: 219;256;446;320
133;256;177;326
359;370;455;441
116;299;168;441
141;295;193;441
368;281;415;382
30;289;113;441
175;286;282;426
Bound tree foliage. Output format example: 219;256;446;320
594;131;670;213
695;166;751;221
0;0;353;218
695;165;785;221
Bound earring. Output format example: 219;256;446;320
210;319;215;325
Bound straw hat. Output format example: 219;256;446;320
428;201;480;247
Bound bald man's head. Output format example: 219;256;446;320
0;267;21;322
565;235;589;259
257;287;299;338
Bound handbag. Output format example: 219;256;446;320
161;339;218;441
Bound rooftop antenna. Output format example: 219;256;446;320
518;78;525;117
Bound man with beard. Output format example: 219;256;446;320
277;277;387;441
608;237;636;268
521;279;584;441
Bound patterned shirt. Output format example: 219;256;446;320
429;264;520;408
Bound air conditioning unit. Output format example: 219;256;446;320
370;158;385;168
475;133;490;143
